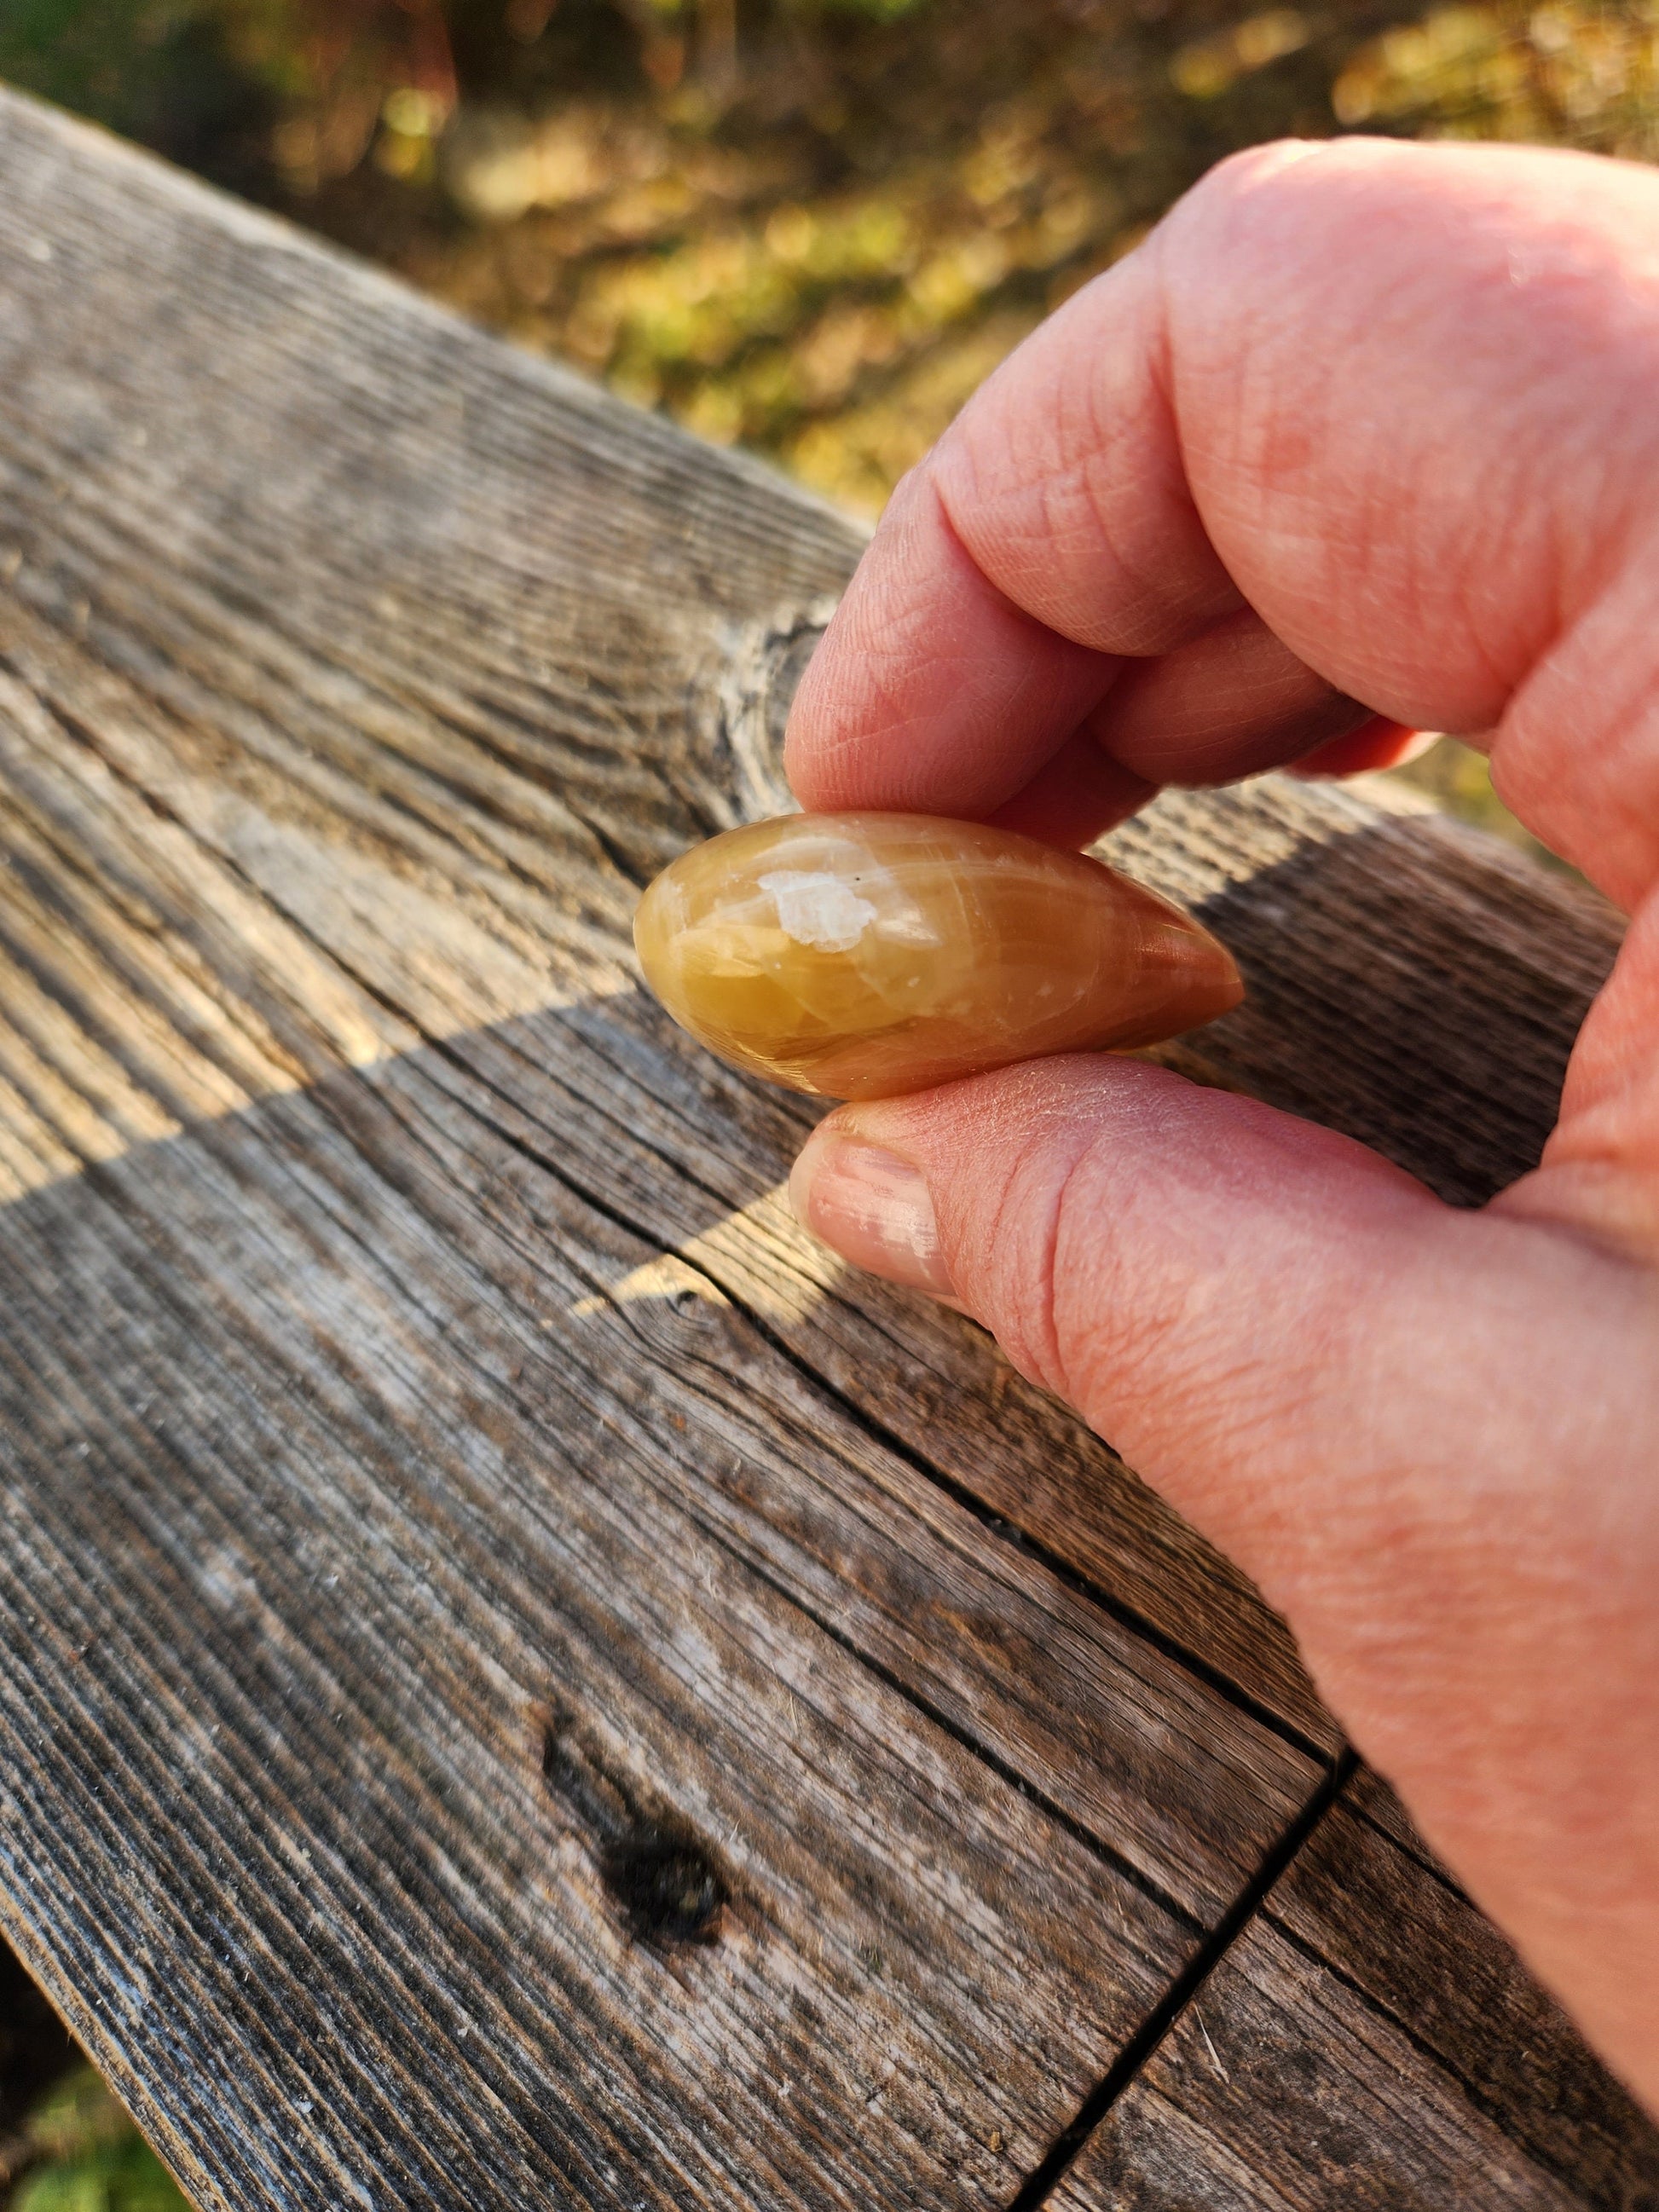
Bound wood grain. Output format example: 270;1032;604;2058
0;89;1312;2212
1053;1783;1659;2211
0;83;1647;2212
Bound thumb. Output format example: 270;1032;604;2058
791;1057;1482;1532
787;1055;1628;1611
789;1057;1659;2107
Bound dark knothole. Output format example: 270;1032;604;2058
601;1828;729;1945
539;1707;731;1948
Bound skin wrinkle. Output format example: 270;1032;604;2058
954;1072;1095;1401
1172;395;1503;742
1015;1118;1100;1412
935;397;1098;606
932;256;1238;659
789;468;1115;815
1553;895;1659;1125
922;485;1118;767
987;723;1152;847
1055;1102;1421;1505
1499;906;1659;1256
958;1065;1428;1492
1092;612;1368;785
1494;548;1659;906
1402;303;1625;720
1146;1209;1645;1718
1052;1103;1225;1434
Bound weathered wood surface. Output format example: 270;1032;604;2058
1055;1774;1659;2212
0;84;1650;2212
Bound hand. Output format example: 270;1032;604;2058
783;137;1659;2112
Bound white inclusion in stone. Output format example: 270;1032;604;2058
759;869;879;952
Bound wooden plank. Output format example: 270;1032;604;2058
1052;1783;1659;2210
0;1053;1204;2211
0;84;1645;2212
1274;1792;1659;2209
0;89;1623;1776
0;90;1322;2212
0;91;1339;1760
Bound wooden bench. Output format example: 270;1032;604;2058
0;84;1654;2212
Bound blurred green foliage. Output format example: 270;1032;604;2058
7;0;1658;526
7;2069;188;2212
0;0;286;179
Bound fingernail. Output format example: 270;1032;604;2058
789;1134;954;1298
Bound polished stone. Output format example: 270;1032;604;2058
634;811;1242;1100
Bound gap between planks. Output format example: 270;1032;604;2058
1000;1752;1362;2209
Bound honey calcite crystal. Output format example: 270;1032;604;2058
634;811;1241;1100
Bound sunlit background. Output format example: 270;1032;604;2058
1;0;1654;2200
11;0;1659;519
11;0;1647;860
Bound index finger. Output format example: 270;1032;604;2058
784;136;1659;911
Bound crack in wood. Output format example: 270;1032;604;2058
1002;1750;1361;2211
